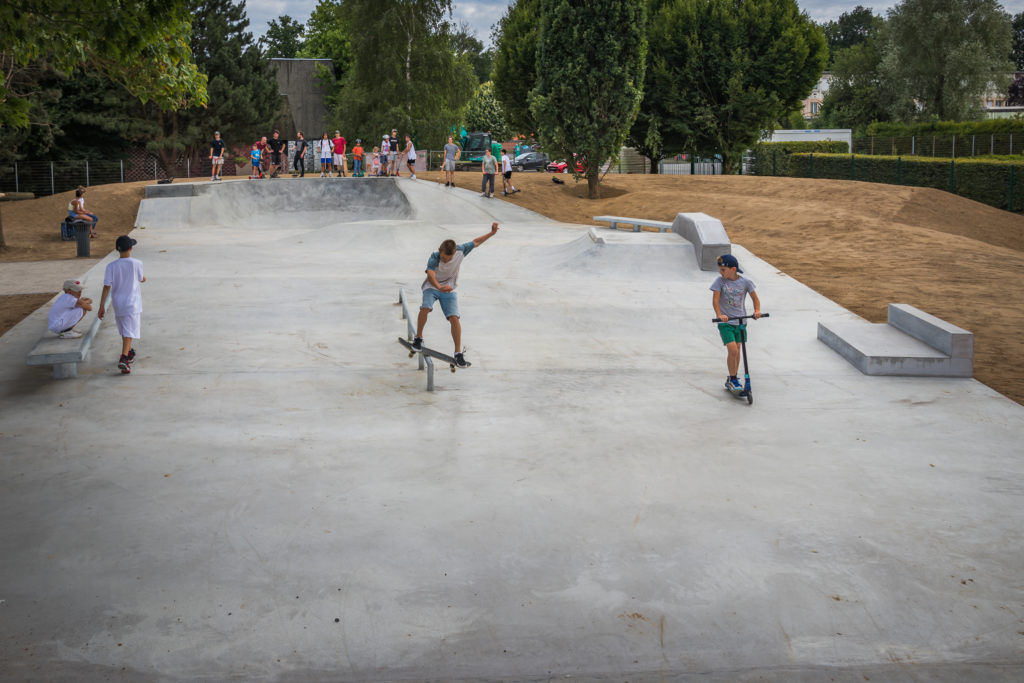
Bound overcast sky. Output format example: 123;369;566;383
244;0;1024;47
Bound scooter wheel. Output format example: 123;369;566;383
746;390;753;405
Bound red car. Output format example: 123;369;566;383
546;154;586;174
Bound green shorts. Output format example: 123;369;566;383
718;323;747;345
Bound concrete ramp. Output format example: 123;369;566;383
2;177;1023;681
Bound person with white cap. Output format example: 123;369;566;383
380;134;391;176
47;279;93;339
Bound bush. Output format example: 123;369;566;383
789;153;1024;211
865;119;1024;137
748;140;849;176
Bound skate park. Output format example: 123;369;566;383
1;178;1023;680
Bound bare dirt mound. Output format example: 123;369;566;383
3;172;1023;404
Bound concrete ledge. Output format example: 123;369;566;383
671;212;731;271
27;292;109;379
144;183;198;199
587;227;606;244
888;303;973;359
593;215;673;232
818;309;973;377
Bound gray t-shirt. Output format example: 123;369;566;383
710;275;755;324
482;155;498;174
423;241;475;291
444;143;459;161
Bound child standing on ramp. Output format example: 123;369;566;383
412;222;499;368
711;253;761;394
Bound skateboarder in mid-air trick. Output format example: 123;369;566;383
412;222;499;367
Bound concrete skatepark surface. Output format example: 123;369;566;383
1;179;1023;681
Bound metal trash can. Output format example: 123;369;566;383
74;221;91;257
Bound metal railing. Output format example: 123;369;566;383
853;134;1021;158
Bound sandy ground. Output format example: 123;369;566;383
2;171;1023;404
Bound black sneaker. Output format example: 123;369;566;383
126;349;136;365
412;337;423;351
454;352;468;368
118;355;131;374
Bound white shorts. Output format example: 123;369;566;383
444;159;456;171
212;156;224;165
333;153;345;165
115;313;141;340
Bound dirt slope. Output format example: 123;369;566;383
3;172;1023;404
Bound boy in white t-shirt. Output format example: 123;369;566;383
47;279;93;338
500;150;518;195
99;235;146;374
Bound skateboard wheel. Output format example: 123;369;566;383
450;365;456;373
408;351;414;358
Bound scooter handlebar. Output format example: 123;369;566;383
710;313;770;323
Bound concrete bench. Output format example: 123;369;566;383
26;291;109;379
592;215;674;232
671;212;731;271
817;304;973;377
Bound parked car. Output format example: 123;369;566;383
514;151;549;172
546;154;586;174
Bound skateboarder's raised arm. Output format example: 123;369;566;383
473;222;499;247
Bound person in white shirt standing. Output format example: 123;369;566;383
47;279;93;338
403;134;417;179
500;149;519;195
99;236;146;374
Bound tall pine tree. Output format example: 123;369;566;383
531;0;647;198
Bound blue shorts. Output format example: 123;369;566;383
421;288;459;318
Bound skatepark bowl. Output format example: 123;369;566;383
1;177;1023;681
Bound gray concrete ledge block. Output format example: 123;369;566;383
592;215;673;232
818;315;973;377
888;303;973;359
671;212;731;270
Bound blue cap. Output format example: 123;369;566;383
717;253;742;273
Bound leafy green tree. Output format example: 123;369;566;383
260;15;305;58
463;82;510;140
0;0;207;127
451;24;495;84
531;0;646;198
148;0;281;173
0;0;208;246
297;0;352;75
492;0;541;136
650;0;826;174
819;19;894;130
822;5;878;63
627;0;684;173
880;0;1013;121
1011;11;1024;70
336;0;475;148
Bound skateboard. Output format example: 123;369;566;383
397;337;471;372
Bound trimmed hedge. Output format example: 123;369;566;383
865;120;1024;137
789;153;1024;211
748;140;850;176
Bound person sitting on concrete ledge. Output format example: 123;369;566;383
48;279;93;339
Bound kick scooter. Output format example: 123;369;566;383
711;313;770;405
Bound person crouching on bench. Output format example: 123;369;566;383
412;222;499;368
48;279;93;339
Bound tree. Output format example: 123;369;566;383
822;5;878;63
0;0;208;247
650;0;826;174
492;0;542;136
881;0;1013;121
260;15;305;58
531;0;646;199
463;82;510;140
627;0;684;174
451;24;495;85
140;0;282;174
819;18;894;131
1012;11;1024;70
336;0;475;148
297;0;352;75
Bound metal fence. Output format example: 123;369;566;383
0;151;725;196
853;134;1022;158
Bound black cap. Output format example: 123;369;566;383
116;235;137;252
